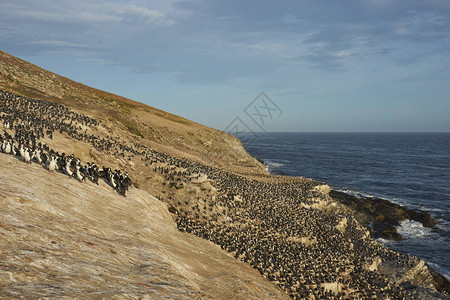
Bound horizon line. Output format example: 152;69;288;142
229;131;450;134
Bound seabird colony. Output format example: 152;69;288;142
0;89;442;299
0;90;131;195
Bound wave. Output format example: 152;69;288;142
263;159;286;172
426;262;450;282
266;162;284;168
375;237;392;245
396;219;433;239
331;187;375;199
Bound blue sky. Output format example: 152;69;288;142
1;0;449;132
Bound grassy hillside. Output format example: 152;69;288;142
0;50;266;176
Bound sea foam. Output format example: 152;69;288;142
396;219;433;239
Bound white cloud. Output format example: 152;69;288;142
332;51;351;57
27;40;87;48
0;1;175;26
39;49;93;58
105;4;175;25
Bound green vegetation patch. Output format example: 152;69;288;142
122;119;144;137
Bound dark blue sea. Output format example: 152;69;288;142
239;132;450;280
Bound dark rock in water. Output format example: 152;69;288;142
371;198;409;222
408;210;436;228
330;190;436;241
255;157;264;165
372;220;403;241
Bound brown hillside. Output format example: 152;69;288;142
0;50;266;176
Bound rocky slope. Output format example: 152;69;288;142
0;153;287;299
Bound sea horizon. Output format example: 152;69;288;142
239;131;450;134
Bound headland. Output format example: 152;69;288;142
0;50;448;299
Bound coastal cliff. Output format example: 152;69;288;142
0;50;448;299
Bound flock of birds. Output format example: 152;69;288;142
0;89;444;299
172;170;430;299
0;90;131;196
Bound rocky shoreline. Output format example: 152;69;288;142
329;190;435;241
329;190;449;294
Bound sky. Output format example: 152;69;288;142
0;0;449;132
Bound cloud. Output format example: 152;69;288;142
26;40;88;48
332;51;351;58
105;4;175;25
0;1;175;26
303;53;348;72
1;0;449;80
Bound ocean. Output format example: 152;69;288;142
239;132;450;280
